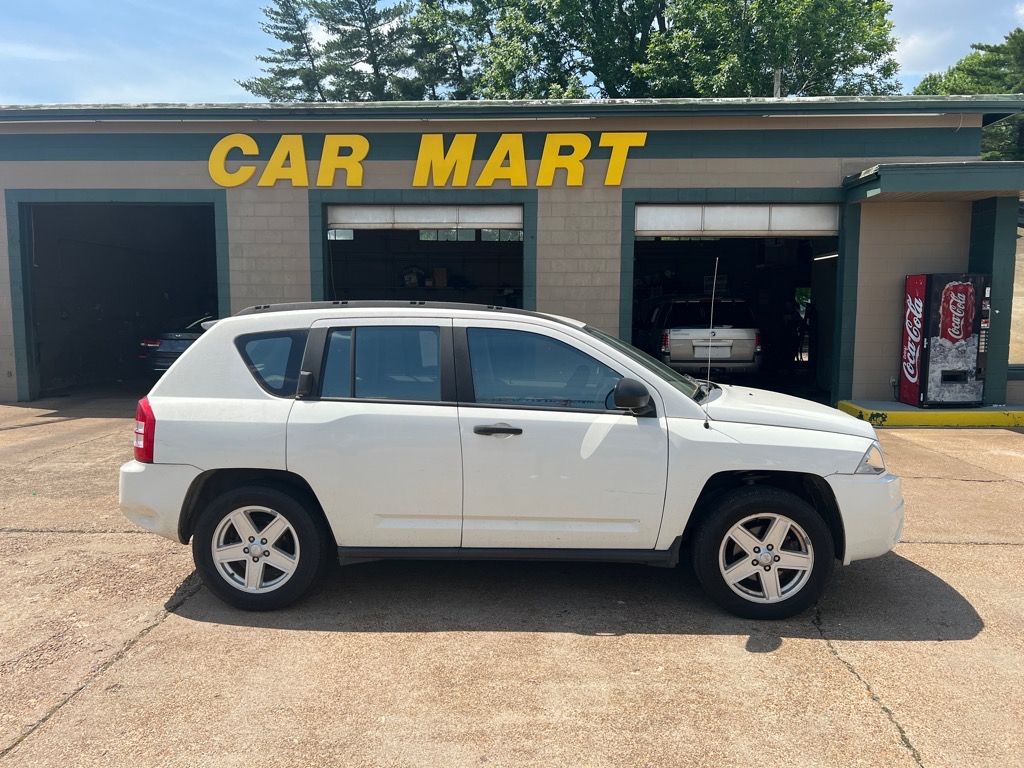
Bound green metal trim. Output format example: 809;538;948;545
0;127;982;162
307;189;538;310
831;204;861;403
969;196;1017;404
2;95;1021;122
1008;366;1024;381
4;188;229;401
844;161;1024;202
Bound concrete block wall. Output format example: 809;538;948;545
852;201;973;400
227;183;311;312
536;185;621;334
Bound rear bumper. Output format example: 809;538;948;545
827;472;905;565
119;460;201;542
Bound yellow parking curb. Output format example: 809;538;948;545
837;401;1024;428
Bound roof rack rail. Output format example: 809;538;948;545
233;300;564;322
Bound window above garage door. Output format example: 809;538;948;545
635;204;839;237
327;205;522;230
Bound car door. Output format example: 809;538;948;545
455;319;669;550
287;318;462;548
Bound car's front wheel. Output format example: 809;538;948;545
192;486;329;611
693;486;834;619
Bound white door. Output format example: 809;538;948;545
456;321;668;550
287;319;462;547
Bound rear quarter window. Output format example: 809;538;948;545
236;330;308;397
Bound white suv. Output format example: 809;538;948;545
119;301;903;619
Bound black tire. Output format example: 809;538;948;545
192;485;330;611
692;486;834;620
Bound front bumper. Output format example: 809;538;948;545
119;460;202;542
827;472;905;565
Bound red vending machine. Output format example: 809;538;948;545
899;273;991;407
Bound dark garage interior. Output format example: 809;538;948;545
631;236;839;400
24;203;218;396
326;228;524;308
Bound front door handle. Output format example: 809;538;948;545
473;424;523;436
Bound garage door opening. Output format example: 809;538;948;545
23;203;218;397
631;204;839;400
325;205;524;307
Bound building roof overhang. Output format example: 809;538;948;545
0;94;1022;125
843;161;1024;203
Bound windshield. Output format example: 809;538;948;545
583;326;702;401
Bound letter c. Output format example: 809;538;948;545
208;133;259;187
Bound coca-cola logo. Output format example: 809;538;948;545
946;291;967;341
939;281;975;345
902;293;924;384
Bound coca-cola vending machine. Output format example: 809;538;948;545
899;273;991;407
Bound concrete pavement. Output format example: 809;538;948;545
0;391;1021;767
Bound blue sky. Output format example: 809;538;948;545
0;0;1021;103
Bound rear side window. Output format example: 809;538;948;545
237;330;308;397
320;326;441;402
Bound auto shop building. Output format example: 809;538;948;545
1;96;1023;406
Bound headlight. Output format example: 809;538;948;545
856;441;886;474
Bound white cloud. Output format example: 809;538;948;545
0;42;84;62
309;21;330;49
896;29;958;74
1016;2;1024;22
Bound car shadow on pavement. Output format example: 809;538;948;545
170;551;983;644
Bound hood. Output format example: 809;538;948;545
704;385;876;439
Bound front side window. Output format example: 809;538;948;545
237;330;308;397
467;328;621;410
321;326;441;402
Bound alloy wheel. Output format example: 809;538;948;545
718;512;814;604
210;506;300;594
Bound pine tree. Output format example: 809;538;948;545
239;0;331;101
312;0;420;101
914;29;1024;160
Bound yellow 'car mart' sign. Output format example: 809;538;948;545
207;132;647;189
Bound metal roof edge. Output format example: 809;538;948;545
1;95;1022;123
843;161;1024;188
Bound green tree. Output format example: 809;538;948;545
473;1;587;99
637;0;900;97
313;0;421;100
551;0;668;98
243;0;902;101
239;0;332;101
409;0;479;99
913;29;1024;160
241;0;420;101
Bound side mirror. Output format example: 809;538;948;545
613;378;652;414
295;370;314;399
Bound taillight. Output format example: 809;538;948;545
140;339;161;349
755;333;762;353
660;331;669;355
133;397;156;463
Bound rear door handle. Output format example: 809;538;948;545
473;424;523;436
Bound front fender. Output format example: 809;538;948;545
656;418;872;551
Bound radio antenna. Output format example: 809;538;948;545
702;257;719;428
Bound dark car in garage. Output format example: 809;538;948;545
138;314;215;378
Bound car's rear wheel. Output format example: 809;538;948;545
192;486;329;611
693;486;834;619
